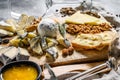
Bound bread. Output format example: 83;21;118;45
72;31;117;51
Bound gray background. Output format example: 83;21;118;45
0;0;120;19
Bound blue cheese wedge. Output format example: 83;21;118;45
46;47;58;62
16;47;30;60
30;37;43;55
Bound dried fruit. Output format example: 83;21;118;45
68;46;74;55
62;48;69;58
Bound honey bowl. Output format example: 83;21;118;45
0;60;42;80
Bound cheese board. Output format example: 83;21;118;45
0;15;111;66
0;1;120;80
0;1;118;67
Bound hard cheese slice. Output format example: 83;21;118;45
0;29;14;37
0;21;16;32
65;11;109;25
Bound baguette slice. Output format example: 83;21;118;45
72;31;117;51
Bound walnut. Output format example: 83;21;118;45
66;23;112;34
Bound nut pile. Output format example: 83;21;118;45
59;7;101;18
59;7;76;17
82;11;101;18
25;17;42;32
66;23;112;34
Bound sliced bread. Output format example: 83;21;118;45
72;31;117;51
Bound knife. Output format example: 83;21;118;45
45;64;58;80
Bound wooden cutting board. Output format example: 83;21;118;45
0;33;108;67
29;33;108;66
29;46;108;66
